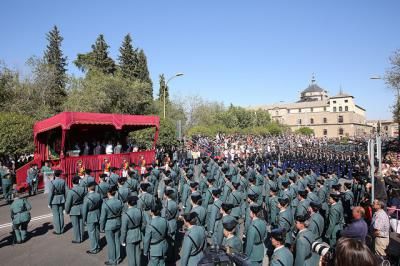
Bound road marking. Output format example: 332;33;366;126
0;213;53;230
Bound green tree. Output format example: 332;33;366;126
158;74;168;102
385;49;400;136
118;34;138;80
74;34;116;75
136;49;153;99
0;113;34;158
295;127;314;136
157;118;178;148
43;25;67;111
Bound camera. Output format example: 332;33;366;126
312;242;334;257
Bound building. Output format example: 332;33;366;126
367;120;399;138
251;76;373;138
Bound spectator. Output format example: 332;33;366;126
370;199;390;258
341;206;368;243
331;238;376;266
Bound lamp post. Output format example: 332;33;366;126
163;73;184;119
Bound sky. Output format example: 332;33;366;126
1;0;399;120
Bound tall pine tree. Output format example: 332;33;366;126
75;34;116;75
118;34;138;79
158;74;169;102
43;25;67;111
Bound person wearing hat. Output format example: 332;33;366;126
222;219;242;254
245;192;259;233
141;172;155;194
331;183;342;194
108;167;120;187
306;183;319;203
221;203;237;236
191;192;207;226
248;175;262;205
180;212;207;266
143;199;169;266
138;182;155;226
65;175;86;243
295;171;307;192
245;204;267;265
183;181;198;214
82;181;102;254
277;197;294;246
26;163;39;196
10;189;31;243
343;182;354;224
280;180;294;204
270;228;293;266
1;164;13;204
220;173;233;202
162;188;178;263
268;187;279;227
308;201;324;240
295;190;310;218
116;177;130;207
48;169;67;235
97;174;111;199
209;188;223;245
80;169;95;193
325;193;344;247
226;181;243;220
316;177;329;219
121;195;144;266
293;214;318;266
124;171;139;196
100;186;124;265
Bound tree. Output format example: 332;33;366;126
295;127;314;136
0;113;34;158
157;118;179;148
385;49;400;135
74;34;116;75
118;34;138;80
43;25;67;111
158;74;168;102
136;49;153;99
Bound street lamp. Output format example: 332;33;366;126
163;73;184;119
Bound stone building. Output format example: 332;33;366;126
367;120;399;138
251;77;373;138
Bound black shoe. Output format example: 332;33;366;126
53;232;60;235
86;250;99;254
72;240;81;244
104;262;114;265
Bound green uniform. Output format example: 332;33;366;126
325;202;344;246
124;178;139;196
138;192;155;225
143;216;169;266
65;185;85;242
209;198;223;246
1;172;12;203
10;197;31;243
270;246;294;266
181;225;207;266
294;229;318;266
96;181;111;199
295;199;310;217
26;167;39;195
245;218;267;265
100;197;124;265
121;206;144;266
309;212;324;240
268;196;279;227
162;198;178;262
48;178;67;234
277;208;294;245
222;234;243;254
82;191;102;252
192;204;207;227
226;190;243;219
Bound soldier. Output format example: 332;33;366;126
48;170;67;235
125;171;139;196
295;190;310;218
121;195;144;266
308;201;324;241
108;167;120;186
343;182;354;224
65;176;85;243
293;215;318;266
26;164;39;196
138;182;155;225
143;200;169;266
100;186;124;265
191;192;207;227
80;169;95;193
270;228;294;266
1;165;13;204
180;212;207;266
245;204;267;265
183;181;198;214
325;193;344;247
97;174;111;199
82;181;102;254
226;181;243;220
222;219;242;254
10;189;31;243
277;197;294;246
306;184;319;203
208;188;223;246
116;177;130;207
162;188;178;263
268;187;279;227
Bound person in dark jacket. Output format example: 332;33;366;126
341;206;368;243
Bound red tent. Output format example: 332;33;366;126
16;112;160;188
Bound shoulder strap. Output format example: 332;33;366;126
150;223;166;238
252;223;263;244
276;259;285;266
312;219;321;236
104;200;121;217
71;189;84;204
124;210;142;228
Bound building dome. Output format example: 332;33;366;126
299;74;328;102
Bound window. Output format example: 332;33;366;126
323;117;328;124
345;100;348;103
275;110;279;115
384;126;388;131
298;119;302;125
339;128;344;135
298;108;302;113
333;101;337;104
311;108;314;112
333;107;337;112
323;107;327;111
338;115;344;123
287;109;290;114
339;106;343;112
345;106;348;111
310;118;314;124
327;101;330;104
323;129;328;136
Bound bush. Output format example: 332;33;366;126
295;127;314;136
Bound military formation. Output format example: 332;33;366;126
4;134;373;266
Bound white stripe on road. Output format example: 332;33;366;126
0;213;53;230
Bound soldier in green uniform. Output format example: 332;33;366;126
308;201;324;241
343;182;354;224
180;212;207;266
191;192;207;226
293;215;318;266
138;182;155;226
108;168;120;187
121;195;144;266
325;193;344;247
26;164;39;196
124;171;139;196
209;188;223;246
10;189;31;243
295;190;310;218
316;177;329;219
277;197;294;246
82;181;102;254
270;228;294;266
1;165;13;204
143;200;168;266
222;219;242;254
116;177;130;207
48;170;67;234
245;204;267;265
65;176;86;243
226;181;243;220
100;186;124;265
162;188;178;263
268;187;279;227
80;169;95;193
97;174;111;199
183;181;198;214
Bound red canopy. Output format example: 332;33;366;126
34;112;159;136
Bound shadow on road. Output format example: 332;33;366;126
29;222;52;240
0;232;14;248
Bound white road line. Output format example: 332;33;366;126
0;213;53;230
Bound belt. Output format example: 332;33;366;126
128;225;141;230
106;216;121;220
150;239;165;245
215;216;222;221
